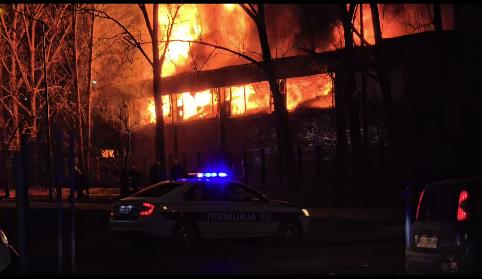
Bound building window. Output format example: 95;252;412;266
101;149;115;158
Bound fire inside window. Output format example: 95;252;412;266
148;73;333;124
101;149;115;158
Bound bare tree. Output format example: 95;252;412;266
96;97;141;174
78;4;183;180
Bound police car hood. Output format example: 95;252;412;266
275;199;302;209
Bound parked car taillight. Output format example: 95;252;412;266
457;190;469;222
415;188;426;220
140;202;155;216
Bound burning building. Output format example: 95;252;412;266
90;4;482;194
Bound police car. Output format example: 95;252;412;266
109;171;310;245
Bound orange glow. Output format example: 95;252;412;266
223;4;236;11
147;96;171;124
159;4;202;77
176;90;217;120
101;149;115;158
328;4;453;50
287;74;333;111
146;74;333;123
229;83;270;116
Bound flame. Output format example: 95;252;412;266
228;83;271;116
327;4;453;51
159;4;202;77
147;96;171;124
176;90;216;120
147;74;333;123
287;74;333;111
223;4;236;11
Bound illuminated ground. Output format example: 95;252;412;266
0;206;404;275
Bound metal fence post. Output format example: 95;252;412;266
68;133;76;274
260;148;266;187
243;150;248;184
315;145;322;179
14;141;27;273
278;149;283;188
196;152;201;170
297;146;302;187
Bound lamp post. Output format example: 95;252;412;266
0;5;61;274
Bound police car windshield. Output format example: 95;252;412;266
130;181;181;197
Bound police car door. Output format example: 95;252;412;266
220;182;273;238
182;182;233;239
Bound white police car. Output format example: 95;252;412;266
109;172;310;245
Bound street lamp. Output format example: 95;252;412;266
0;5;60;274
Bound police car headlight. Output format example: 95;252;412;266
302;208;310;217
0;230;8;245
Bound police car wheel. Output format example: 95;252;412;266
276;222;302;243
172;223;200;247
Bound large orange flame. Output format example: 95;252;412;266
147;74;333;124
159;4;202;77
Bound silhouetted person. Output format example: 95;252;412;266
128;165;141;193
69;167;86;201
170;160;187;181
120;168;129;198
149;161;163;184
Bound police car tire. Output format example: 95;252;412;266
276;221;302;243
171;223;200;247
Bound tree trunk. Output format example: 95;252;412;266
334;71;348;179
29;20;37;138
9;11;20;150
360;4;369;155
152;4;166;179
73;4;84;172
84;6;95;193
433;4;442;31
370;3;394;161
341;4;362;171
255;4;295;188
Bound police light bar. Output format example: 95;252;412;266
196;172;228;178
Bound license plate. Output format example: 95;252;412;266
415;235;438;248
118;205;133;215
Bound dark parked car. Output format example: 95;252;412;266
406;177;482;274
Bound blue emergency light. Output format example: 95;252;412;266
197;172;228;178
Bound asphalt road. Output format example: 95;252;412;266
0;207;405;275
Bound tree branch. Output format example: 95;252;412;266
160;39;261;66
240;4;257;21
138;4;154;39
77;7;153;66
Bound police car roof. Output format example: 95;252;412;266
176;177;243;184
